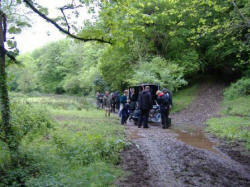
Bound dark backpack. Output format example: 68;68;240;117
161;94;169;106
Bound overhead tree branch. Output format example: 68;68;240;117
23;0;112;44
0;45;19;64
5;49;18;63
59;7;71;32
59;3;84;33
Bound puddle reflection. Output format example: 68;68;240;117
170;128;219;154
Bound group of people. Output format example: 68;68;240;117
96;90;135;120
96;91;121;116
135;86;172;129
96;85;172;129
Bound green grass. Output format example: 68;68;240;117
172;84;198;113
1;93;127;186
221;96;250;117
207;116;250;149
10;92;95;111
206;95;250;149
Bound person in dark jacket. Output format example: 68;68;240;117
163;88;172;109
138;86;153;128
121;103;130;125
156;90;170;129
120;90;128;108
115;91;120;112
111;92;116;113
129;88;137;120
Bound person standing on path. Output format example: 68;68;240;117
120;90;128;109
163;88;172;110
115;91;120;113
103;91;112;117
129;88;137;120
157;90;170;129
138;86;153;128
121;103;130;125
111;92;116;113
119;90;128;115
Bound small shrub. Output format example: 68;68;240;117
0;103;55;186
224;77;250;99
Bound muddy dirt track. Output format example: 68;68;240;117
117;82;250;187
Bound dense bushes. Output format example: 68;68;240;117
0;96;127;186
224;78;250;99
0;102;54;151
129;57;187;91
81;0;249;86
0;103;55;186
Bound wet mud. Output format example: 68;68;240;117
171;82;225;126
169;128;219;154
115;144;151;187
122;125;250;186
117;82;250;186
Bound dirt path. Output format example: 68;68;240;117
117;82;250;187
172;82;224;126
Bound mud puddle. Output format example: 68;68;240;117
169;128;220;154
128;129;145;139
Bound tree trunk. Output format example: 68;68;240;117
0;6;11;148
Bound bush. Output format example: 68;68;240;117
224;77;250;99
129;56;187;91
0;103;55;186
10;103;54;150
0;98;126;186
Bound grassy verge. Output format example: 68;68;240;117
1;93;127;186
172;84;198;113
206;95;250;149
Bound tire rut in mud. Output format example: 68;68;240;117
115;144;151;187
118;126;250;187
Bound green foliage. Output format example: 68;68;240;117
80;0;249;84
222;96;250;117
3;0;31;60
207;116;250;149
1;94;127;186
0;102;54;151
206;81;250;149
0;102;55;186
8;54;38;92
7;41;109;95
129;56;187;91
10;93;94;111
224;77;250;99
99;46;133;90
7;0;250;94
172;84;199;113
